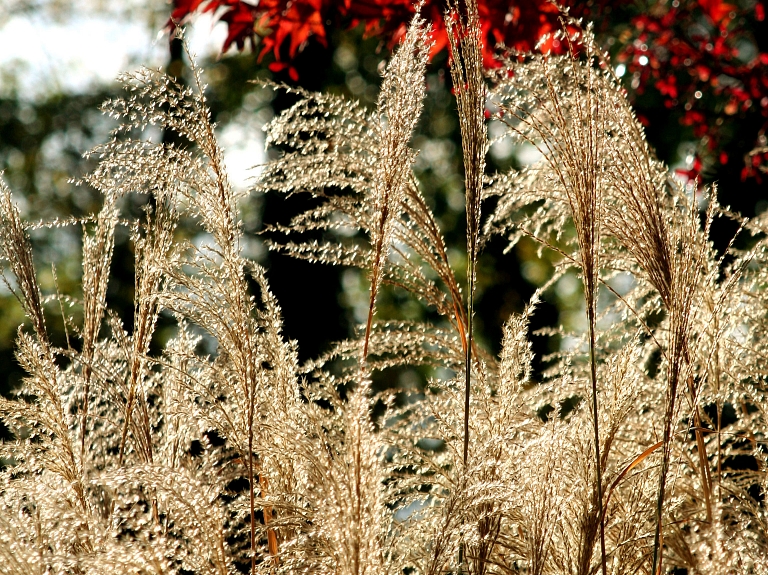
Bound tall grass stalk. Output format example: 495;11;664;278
447;0;485;473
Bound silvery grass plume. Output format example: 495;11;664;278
362;10;431;362
485;23;608;572
0;15;434;575
484;16;768;573
258;14;471;375
446;0;487;478
0;42;300;574
386;299;539;575
591;56;718;568
77;192;118;463
4;5;768;575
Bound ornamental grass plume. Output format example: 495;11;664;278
484;24;608;572
2;7;768;575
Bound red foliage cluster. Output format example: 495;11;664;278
169;0;768;180
168;0;593;77
615;0;768;180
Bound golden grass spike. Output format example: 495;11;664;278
447;0;486;472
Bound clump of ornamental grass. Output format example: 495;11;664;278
2;5;768;575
